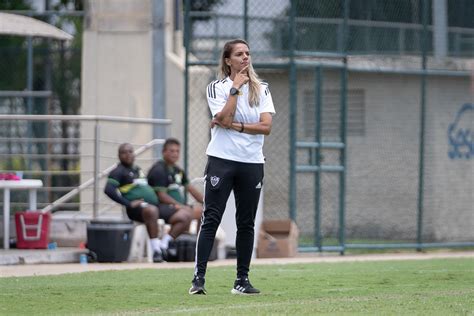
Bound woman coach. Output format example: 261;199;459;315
189;39;275;295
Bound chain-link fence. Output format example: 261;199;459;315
184;0;474;252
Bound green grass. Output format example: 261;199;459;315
1;258;473;315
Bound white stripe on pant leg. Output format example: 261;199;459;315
194;175;207;276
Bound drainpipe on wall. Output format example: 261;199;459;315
433;0;448;59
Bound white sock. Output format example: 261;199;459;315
150;238;162;253
161;234;174;250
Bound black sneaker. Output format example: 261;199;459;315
189;276;206;295
231;277;260;295
160;247;169;262
152;250;164;263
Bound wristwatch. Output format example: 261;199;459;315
229;87;240;96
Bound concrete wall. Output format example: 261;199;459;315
165;1;185;145
166;55;185;146
345;73;472;241
423;76;473;241
275;70;472;241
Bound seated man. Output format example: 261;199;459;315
103;143;191;262
147;138;203;234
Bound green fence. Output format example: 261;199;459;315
184;0;474;253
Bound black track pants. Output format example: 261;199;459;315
194;156;264;278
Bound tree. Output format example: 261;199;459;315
0;1;34;177
184;0;224;17
183;0;224;34
448;0;474;28
0;1;32;90
270;0;474;56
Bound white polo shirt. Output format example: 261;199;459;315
206;77;276;163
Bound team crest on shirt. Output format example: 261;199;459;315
210;176;220;187
174;173;183;184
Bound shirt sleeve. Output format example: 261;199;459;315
259;83;276;115
104;167;131;207
106;167;122;187
207;80;227;117
104;182;131;208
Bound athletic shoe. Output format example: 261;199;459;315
189;276;206;295
152;250;164;263
160;247;169;262
231;277;260;295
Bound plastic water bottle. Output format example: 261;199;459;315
79;253;88;265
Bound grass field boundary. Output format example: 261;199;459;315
1;251;473;278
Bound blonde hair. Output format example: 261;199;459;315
218;39;261;106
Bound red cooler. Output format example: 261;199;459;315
15;211;51;249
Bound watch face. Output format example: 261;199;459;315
230;88;239;95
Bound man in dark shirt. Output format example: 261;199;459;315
148;138;203;234
104;143;190;262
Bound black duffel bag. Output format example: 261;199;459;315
167;233;196;262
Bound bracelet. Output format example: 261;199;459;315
239;122;244;133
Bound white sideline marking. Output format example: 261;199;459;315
1;252;473;278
